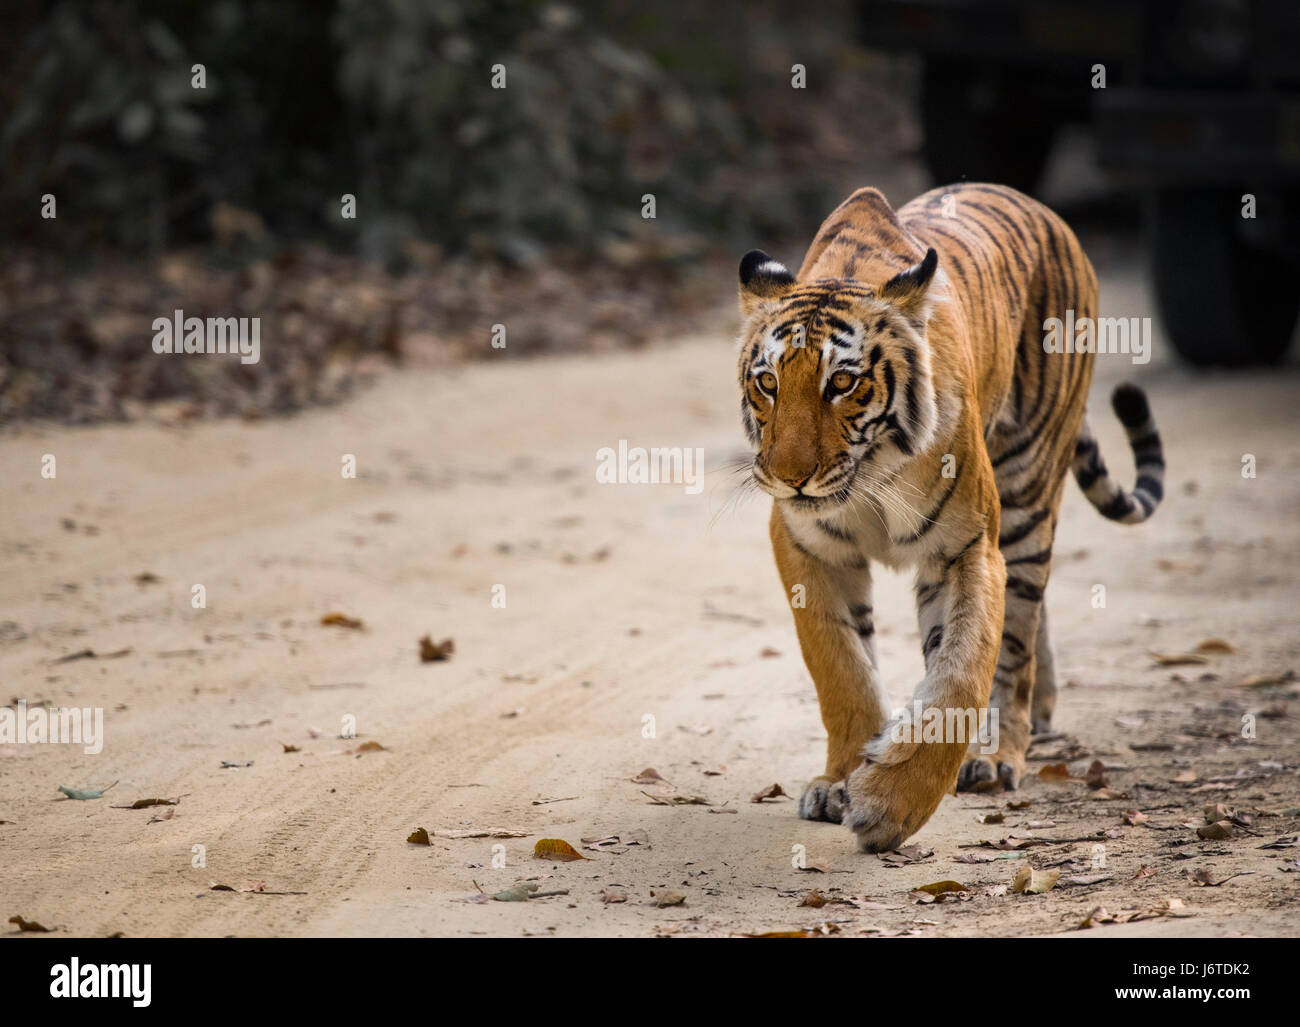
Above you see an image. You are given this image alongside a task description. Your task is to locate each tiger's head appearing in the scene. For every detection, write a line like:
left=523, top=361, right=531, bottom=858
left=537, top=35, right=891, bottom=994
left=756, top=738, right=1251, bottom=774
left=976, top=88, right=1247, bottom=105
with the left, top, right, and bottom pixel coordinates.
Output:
left=736, top=247, right=942, bottom=513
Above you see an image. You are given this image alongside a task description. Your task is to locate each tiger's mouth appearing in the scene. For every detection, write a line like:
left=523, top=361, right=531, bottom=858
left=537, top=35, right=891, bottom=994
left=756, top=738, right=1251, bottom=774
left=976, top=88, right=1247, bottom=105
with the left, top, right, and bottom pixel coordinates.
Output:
left=752, top=457, right=859, bottom=511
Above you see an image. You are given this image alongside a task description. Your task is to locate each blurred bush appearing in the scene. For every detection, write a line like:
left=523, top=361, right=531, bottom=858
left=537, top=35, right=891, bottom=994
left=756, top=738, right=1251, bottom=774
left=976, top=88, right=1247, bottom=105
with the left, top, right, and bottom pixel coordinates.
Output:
left=1, top=0, right=900, bottom=262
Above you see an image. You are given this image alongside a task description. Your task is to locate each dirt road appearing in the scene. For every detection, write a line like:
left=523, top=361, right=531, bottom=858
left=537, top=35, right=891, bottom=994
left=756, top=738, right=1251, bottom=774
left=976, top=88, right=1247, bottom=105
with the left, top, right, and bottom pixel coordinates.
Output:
left=3, top=256, right=1299, bottom=937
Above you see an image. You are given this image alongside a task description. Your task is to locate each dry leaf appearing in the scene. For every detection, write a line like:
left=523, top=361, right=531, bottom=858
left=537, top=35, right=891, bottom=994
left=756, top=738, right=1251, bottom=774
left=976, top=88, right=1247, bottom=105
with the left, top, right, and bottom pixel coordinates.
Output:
left=752, top=783, right=788, bottom=803
left=1188, top=869, right=1253, bottom=887
left=1196, top=639, right=1236, bottom=654
left=9, top=915, right=53, bottom=932
left=435, top=828, right=528, bottom=839
left=281, top=742, right=300, bottom=753
left=407, top=827, right=431, bottom=845
left=1122, top=809, right=1149, bottom=826
left=1196, top=821, right=1235, bottom=840
left=1084, top=760, right=1109, bottom=790
left=1037, top=763, right=1074, bottom=782
left=652, top=892, right=686, bottom=907
left=631, top=768, right=669, bottom=785
left=533, top=838, right=589, bottom=862
left=344, top=740, right=387, bottom=755
left=320, top=612, right=364, bottom=630
left=601, top=887, right=628, bottom=903
left=799, top=889, right=828, bottom=908
left=1011, top=866, right=1060, bottom=894
left=418, top=635, right=454, bottom=662
left=1150, top=651, right=1209, bottom=666
left=977, top=812, right=1005, bottom=825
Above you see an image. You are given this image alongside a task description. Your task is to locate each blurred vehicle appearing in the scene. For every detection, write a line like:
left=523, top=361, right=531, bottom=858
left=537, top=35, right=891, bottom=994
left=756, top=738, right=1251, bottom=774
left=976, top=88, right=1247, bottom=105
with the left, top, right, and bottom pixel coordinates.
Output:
left=857, top=0, right=1300, bottom=366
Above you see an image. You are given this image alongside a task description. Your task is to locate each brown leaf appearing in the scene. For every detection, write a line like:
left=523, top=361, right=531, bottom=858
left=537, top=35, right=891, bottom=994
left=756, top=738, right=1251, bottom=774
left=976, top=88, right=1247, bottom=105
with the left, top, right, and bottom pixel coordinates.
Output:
left=1037, top=762, right=1075, bottom=782
left=758, top=647, right=782, bottom=658
left=1196, top=821, right=1235, bottom=840
left=434, top=828, right=528, bottom=839
left=913, top=880, right=968, bottom=897
left=1133, top=865, right=1158, bottom=880
left=1011, top=866, right=1060, bottom=894
left=418, top=634, right=454, bottom=662
left=751, top=783, right=788, bottom=803
left=1195, top=639, right=1235, bottom=654
left=407, top=827, right=431, bottom=845
left=799, top=889, right=829, bottom=908
left=8, top=915, right=53, bottom=932
left=320, top=612, right=364, bottom=630
left=1187, top=869, right=1253, bottom=887
left=281, top=742, right=301, bottom=753
left=1150, top=651, right=1209, bottom=666
left=631, top=767, right=669, bottom=785
left=1122, top=809, right=1149, bottom=826
left=1084, top=760, right=1109, bottom=790
left=977, top=811, right=1005, bottom=825
left=343, top=740, right=387, bottom=755
left=533, top=838, right=589, bottom=862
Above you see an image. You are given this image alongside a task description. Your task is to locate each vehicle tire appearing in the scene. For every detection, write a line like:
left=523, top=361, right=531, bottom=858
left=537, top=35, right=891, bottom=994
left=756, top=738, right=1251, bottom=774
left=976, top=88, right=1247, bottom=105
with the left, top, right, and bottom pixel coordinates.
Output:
left=1149, top=189, right=1299, bottom=366
left=920, top=59, right=1055, bottom=193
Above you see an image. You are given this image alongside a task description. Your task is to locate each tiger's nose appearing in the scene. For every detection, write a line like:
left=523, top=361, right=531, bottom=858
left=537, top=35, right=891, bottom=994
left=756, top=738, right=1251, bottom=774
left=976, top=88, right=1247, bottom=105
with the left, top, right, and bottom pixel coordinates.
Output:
left=780, top=468, right=816, bottom=489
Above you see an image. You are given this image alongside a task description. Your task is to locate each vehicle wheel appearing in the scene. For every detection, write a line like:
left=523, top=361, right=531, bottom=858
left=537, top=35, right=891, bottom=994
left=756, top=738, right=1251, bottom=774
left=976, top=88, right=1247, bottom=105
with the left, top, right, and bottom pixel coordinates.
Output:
left=1149, top=189, right=1299, bottom=366
left=920, top=60, right=1055, bottom=193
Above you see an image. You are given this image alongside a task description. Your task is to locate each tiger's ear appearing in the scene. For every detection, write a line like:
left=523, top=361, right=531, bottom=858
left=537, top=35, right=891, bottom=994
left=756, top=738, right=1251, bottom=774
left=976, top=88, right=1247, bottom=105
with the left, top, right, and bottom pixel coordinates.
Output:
left=739, top=250, right=794, bottom=317
left=879, top=248, right=938, bottom=321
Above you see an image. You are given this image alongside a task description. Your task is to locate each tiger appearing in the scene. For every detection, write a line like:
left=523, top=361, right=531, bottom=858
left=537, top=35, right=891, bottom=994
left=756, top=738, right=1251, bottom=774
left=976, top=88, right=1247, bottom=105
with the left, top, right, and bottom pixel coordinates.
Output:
left=736, top=182, right=1164, bottom=852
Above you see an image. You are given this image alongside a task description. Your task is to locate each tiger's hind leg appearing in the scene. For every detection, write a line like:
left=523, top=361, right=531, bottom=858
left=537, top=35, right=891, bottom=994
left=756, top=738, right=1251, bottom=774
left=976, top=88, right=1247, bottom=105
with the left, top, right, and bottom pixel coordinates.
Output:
left=1030, top=607, right=1057, bottom=735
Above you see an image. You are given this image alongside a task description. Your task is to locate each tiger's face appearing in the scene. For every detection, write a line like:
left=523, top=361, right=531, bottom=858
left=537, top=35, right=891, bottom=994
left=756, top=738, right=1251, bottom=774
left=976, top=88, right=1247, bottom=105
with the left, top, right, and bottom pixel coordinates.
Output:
left=736, top=248, right=941, bottom=513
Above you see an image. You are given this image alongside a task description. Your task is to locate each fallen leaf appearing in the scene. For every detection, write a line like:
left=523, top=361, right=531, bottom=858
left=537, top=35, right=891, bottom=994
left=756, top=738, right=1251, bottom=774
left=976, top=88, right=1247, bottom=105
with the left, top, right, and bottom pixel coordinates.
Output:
left=1187, top=869, right=1253, bottom=887
left=759, top=647, right=782, bottom=658
left=601, top=887, right=628, bottom=903
left=631, top=768, right=669, bottom=785
left=977, top=812, right=1005, bottom=825
left=147, top=808, right=174, bottom=824
left=58, top=781, right=118, bottom=800
left=1196, top=821, right=1235, bottom=840
left=418, top=635, right=454, bottom=662
left=111, top=797, right=181, bottom=809
left=652, top=892, right=686, bottom=907
left=799, top=889, right=829, bottom=908
left=280, top=742, right=300, bottom=753
left=1011, top=866, right=1060, bottom=894
left=1133, top=865, right=1158, bottom=880
left=9, top=915, right=53, bottom=932
left=1084, top=760, right=1109, bottom=789
left=435, top=828, right=528, bottom=839
left=1037, top=763, right=1075, bottom=783
left=533, top=838, right=589, bottom=862
left=343, top=740, right=387, bottom=755
left=752, top=783, right=788, bottom=803
left=1122, top=809, right=1149, bottom=826
left=407, top=827, right=431, bottom=845
left=320, top=612, right=364, bottom=630
left=1195, top=639, right=1235, bottom=654
left=1151, top=651, right=1210, bottom=666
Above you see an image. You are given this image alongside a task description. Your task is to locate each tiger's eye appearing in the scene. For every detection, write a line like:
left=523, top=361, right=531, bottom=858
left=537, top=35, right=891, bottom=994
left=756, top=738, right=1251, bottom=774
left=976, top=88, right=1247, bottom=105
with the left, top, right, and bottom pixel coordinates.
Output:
left=759, top=371, right=778, bottom=393
left=830, top=370, right=856, bottom=392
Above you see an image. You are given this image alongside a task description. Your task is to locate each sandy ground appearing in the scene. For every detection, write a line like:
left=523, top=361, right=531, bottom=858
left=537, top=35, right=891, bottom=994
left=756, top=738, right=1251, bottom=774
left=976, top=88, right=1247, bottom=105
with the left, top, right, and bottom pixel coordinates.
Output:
left=3, top=251, right=1299, bottom=938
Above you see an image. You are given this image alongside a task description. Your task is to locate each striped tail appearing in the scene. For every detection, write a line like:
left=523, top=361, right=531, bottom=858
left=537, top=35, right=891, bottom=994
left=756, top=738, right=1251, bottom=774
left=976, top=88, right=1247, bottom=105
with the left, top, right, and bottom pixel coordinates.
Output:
left=1072, top=383, right=1164, bottom=524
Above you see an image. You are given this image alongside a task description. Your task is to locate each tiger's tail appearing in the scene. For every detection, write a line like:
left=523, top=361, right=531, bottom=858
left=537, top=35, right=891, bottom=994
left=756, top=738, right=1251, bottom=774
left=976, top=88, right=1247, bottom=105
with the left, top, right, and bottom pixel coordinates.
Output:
left=1072, top=383, right=1164, bottom=524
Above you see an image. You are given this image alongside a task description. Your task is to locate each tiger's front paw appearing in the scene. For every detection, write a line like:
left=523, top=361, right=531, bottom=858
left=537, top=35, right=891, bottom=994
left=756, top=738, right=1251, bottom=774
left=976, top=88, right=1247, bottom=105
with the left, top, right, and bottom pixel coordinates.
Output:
left=798, top=776, right=847, bottom=822
left=842, top=745, right=953, bottom=852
